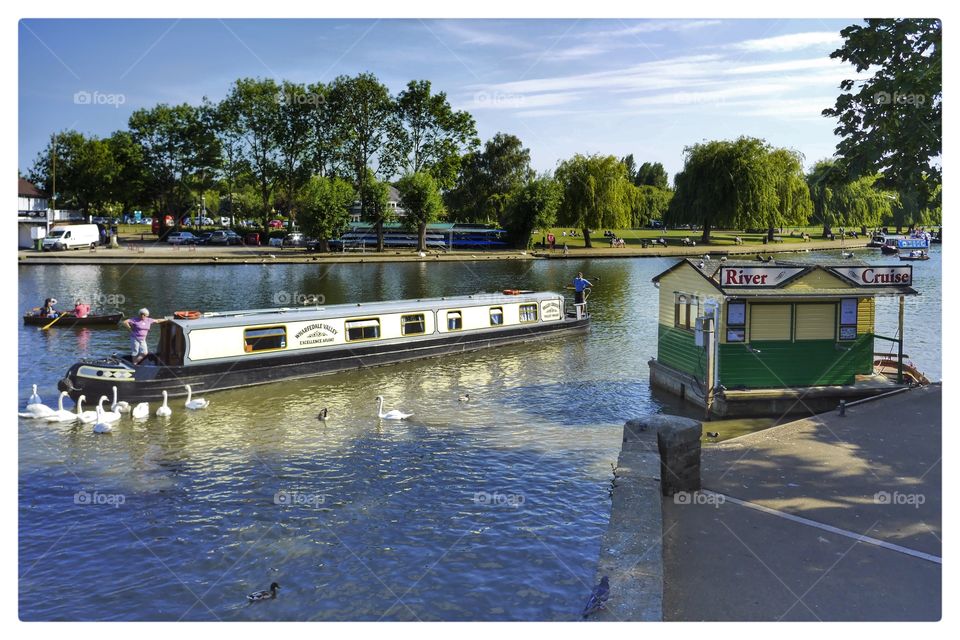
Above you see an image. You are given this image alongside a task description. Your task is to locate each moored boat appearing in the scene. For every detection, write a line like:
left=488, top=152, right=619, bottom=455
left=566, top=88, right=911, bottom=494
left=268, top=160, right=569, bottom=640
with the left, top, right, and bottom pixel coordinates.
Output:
left=899, top=250, right=930, bottom=261
left=881, top=236, right=930, bottom=255
left=23, top=312, right=123, bottom=327
left=58, top=291, right=590, bottom=403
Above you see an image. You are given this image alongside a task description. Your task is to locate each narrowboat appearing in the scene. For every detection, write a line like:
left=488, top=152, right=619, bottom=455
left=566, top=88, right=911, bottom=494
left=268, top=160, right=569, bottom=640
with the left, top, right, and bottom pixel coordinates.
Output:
left=57, top=291, right=589, bottom=403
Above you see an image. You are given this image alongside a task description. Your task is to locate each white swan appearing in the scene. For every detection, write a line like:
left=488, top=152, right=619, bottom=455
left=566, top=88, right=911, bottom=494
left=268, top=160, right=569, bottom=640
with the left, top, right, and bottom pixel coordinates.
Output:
left=131, top=402, right=150, bottom=419
left=156, top=391, right=172, bottom=417
left=97, top=396, right=121, bottom=424
left=93, top=406, right=113, bottom=434
left=76, top=395, right=98, bottom=424
left=20, top=385, right=55, bottom=418
left=184, top=385, right=209, bottom=410
left=458, top=393, right=470, bottom=403
left=45, top=391, right=79, bottom=422
left=376, top=395, right=413, bottom=420
left=111, top=386, right=131, bottom=414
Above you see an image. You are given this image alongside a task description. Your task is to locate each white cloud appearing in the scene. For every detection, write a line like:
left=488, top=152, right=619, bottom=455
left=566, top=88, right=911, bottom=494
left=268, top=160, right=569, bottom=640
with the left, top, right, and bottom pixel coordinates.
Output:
left=578, top=19, right=722, bottom=39
left=731, top=31, right=842, bottom=53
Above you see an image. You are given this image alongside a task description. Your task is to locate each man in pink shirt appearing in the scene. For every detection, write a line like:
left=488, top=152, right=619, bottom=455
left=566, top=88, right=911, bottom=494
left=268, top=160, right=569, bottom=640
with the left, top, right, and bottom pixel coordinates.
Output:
left=73, top=299, right=91, bottom=318
left=123, top=308, right=167, bottom=364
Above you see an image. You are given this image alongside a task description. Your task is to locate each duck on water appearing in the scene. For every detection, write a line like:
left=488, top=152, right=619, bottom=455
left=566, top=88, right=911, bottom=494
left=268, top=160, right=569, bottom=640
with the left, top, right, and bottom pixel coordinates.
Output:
left=58, top=291, right=590, bottom=404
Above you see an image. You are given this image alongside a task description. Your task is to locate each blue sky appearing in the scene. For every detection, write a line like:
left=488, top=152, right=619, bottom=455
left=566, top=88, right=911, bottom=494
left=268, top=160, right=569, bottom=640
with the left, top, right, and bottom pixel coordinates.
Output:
left=19, top=18, right=862, bottom=181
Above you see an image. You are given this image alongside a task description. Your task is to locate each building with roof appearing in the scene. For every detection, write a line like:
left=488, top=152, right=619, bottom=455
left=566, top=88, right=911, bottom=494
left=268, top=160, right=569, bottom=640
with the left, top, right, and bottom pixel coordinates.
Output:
left=649, top=257, right=920, bottom=418
left=348, top=185, right=405, bottom=224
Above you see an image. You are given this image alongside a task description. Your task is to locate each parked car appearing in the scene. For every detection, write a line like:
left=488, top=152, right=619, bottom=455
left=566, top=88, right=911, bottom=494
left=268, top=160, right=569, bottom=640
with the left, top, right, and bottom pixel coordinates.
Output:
left=42, top=224, right=101, bottom=251
left=208, top=230, right=242, bottom=246
left=268, top=219, right=285, bottom=229
left=268, top=237, right=284, bottom=248
left=224, top=230, right=242, bottom=245
left=167, top=231, right=198, bottom=245
left=282, top=232, right=305, bottom=248
left=244, top=232, right=261, bottom=246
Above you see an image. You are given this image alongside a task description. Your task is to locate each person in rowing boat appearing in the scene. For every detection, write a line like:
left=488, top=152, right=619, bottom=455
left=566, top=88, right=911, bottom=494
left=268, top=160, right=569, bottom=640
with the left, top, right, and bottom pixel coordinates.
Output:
left=573, top=272, right=593, bottom=306
left=39, top=298, right=59, bottom=318
left=123, top=308, right=168, bottom=365
left=73, top=299, right=91, bottom=319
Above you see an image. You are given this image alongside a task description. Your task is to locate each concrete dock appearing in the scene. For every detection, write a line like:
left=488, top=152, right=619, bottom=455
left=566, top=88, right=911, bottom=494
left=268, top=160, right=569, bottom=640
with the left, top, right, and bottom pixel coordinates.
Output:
left=663, top=384, right=941, bottom=620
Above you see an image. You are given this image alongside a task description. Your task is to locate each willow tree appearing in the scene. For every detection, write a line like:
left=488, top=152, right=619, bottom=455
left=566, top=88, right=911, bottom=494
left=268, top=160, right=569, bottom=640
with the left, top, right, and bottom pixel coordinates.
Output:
left=807, top=159, right=893, bottom=235
left=767, top=148, right=812, bottom=240
left=667, top=137, right=777, bottom=243
left=625, top=183, right=672, bottom=229
left=554, top=154, right=630, bottom=248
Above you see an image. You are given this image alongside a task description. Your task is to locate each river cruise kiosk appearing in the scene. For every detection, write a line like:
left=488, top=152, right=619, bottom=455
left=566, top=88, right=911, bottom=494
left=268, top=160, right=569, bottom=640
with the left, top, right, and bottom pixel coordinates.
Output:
left=58, top=291, right=589, bottom=403
left=649, top=258, right=920, bottom=418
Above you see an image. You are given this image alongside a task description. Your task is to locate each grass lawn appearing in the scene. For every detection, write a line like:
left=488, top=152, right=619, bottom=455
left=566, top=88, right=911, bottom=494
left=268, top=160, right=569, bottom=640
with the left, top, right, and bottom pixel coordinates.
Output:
left=540, top=226, right=830, bottom=249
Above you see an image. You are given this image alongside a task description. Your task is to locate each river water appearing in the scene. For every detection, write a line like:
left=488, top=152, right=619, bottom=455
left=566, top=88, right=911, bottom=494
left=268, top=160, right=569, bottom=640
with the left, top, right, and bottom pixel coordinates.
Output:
left=17, top=247, right=940, bottom=620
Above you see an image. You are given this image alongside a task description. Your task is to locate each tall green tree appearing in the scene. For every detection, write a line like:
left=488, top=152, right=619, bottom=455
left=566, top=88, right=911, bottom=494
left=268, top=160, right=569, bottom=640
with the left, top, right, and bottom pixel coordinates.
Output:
left=396, top=171, right=445, bottom=252
left=219, top=78, right=283, bottom=231
left=807, top=159, right=893, bottom=235
left=393, top=80, right=478, bottom=190
left=620, top=154, right=638, bottom=183
left=297, top=175, right=355, bottom=252
left=274, top=81, right=319, bottom=225
left=105, top=130, right=147, bottom=215
left=554, top=154, right=631, bottom=248
left=358, top=169, right=393, bottom=252
left=502, top=176, right=561, bottom=249
left=634, top=161, right=669, bottom=190
left=446, top=132, right=534, bottom=224
left=766, top=148, right=812, bottom=240
left=29, top=131, right=117, bottom=213
left=625, top=183, right=672, bottom=229
left=823, top=19, right=941, bottom=220
left=667, top=137, right=778, bottom=243
left=327, top=73, right=400, bottom=250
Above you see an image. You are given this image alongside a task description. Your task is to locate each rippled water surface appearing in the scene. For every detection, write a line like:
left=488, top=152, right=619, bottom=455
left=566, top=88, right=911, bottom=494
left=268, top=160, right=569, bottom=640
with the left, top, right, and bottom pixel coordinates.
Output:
left=18, top=248, right=940, bottom=620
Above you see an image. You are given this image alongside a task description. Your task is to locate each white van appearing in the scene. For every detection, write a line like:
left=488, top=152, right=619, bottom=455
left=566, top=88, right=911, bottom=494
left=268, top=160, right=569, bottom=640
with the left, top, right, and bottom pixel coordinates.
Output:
left=42, top=224, right=101, bottom=251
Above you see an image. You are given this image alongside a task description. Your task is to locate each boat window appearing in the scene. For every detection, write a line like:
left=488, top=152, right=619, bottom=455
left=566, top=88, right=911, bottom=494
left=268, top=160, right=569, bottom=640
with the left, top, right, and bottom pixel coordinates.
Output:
left=519, top=303, right=538, bottom=323
left=489, top=307, right=504, bottom=326
left=345, top=318, right=381, bottom=341
left=447, top=311, right=463, bottom=331
left=401, top=314, right=426, bottom=336
left=244, top=326, right=287, bottom=352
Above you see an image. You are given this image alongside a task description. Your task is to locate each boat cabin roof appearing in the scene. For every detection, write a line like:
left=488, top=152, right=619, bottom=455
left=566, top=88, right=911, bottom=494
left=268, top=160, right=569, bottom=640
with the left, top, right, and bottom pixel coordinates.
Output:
left=165, top=291, right=560, bottom=330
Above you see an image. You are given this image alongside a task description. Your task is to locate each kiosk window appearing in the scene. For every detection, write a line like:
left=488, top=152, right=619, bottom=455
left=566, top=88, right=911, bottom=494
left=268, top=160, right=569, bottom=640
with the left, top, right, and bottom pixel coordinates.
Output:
left=795, top=304, right=836, bottom=340
left=489, top=307, right=504, bottom=326
left=750, top=304, right=792, bottom=341
left=726, top=300, right=746, bottom=342
left=244, top=326, right=286, bottom=352
left=345, top=318, right=381, bottom=341
left=447, top=311, right=463, bottom=331
left=401, top=314, right=426, bottom=336
left=674, top=294, right=698, bottom=331
left=839, top=298, right=858, bottom=341
left=519, top=304, right=538, bottom=323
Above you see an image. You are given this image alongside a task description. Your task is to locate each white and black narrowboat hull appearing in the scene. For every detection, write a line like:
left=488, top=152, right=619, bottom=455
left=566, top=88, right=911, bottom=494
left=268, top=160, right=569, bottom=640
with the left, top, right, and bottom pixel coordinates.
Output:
left=58, top=316, right=590, bottom=403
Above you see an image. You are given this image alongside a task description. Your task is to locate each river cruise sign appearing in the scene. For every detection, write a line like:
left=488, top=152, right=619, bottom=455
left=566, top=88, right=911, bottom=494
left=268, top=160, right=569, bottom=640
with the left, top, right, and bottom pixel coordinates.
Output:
left=830, top=265, right=913, bottom=287
left=718, top=265, right=807, bottom=287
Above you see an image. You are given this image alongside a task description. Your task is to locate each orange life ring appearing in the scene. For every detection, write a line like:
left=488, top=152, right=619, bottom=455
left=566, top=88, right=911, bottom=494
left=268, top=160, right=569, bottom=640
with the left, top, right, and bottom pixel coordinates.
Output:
left=502, top=289, right=520, bottom=295
left=174, top=310, right=201, bottom=320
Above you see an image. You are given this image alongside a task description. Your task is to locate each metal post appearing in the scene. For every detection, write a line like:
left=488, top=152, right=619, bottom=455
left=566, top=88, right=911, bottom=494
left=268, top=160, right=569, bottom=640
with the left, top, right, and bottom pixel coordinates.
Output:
left=897, top=295, right=905, bottom=384
left=704, top=316, right=716, bottom=420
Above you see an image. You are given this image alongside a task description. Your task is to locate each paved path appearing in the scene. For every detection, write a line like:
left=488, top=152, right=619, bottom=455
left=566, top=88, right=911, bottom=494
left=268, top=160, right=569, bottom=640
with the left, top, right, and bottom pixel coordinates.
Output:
left=663, top=385, right=941, bottom=621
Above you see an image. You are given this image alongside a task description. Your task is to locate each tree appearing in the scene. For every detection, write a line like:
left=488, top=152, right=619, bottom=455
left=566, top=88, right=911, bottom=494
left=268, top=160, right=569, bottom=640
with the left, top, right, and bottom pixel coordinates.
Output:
left=29, top=131, right=118, bottom=212
left=274, top=81, right=319, bottom=225
left=219, top=78, right=283, bottom=231
left=625, top=183, right=672, bottom=229
left=394, top=80, right=478, bottom=190
left=396, top=171, right=445, bottom=252
left=554, top=154, right=631, bottom=248
left=358, top=169, right=393, bottom=252
left=502, top=176, right=561, bottom=249
left=807, top=159, right=893, bottom=235
left=327, top=73, right=400, bottom=249
left=620, top=154, right=638, bottom=183
left=823, top=19, right=941, bottom=219
left=297, top=175, right=355, bottom=252
left=766, top=148, right=812, bottom=240
left=105, top=130, right=148, bottom=215
left=667, top=137, right=778, bottom=243
left=446, top=133, right=534, bottom=223
left=634, top=161, right=669, bottom=190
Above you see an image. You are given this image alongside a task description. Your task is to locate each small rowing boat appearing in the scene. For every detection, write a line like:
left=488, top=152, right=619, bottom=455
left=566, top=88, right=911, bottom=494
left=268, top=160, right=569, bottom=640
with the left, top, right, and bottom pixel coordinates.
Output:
left=898, top=251, right=930, bottom=262
left=22, top=312, right=123, bottom=327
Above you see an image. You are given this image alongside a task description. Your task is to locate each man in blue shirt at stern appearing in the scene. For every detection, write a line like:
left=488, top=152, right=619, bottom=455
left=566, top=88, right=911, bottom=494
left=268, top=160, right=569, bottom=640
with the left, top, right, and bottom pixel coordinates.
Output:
left=573, top=272, right=592, bottom=305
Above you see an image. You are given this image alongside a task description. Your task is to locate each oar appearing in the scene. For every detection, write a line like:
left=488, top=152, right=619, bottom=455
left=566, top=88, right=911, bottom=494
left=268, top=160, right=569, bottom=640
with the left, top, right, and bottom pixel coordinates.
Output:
left=39, top=312, right=71, bottom=331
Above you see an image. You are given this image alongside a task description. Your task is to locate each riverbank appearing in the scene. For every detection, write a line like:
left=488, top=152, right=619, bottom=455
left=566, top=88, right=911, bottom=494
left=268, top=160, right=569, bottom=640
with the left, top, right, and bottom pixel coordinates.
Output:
left=662, top=384, right=941, bottom=621
left=17, top=237, right=870, bottom=265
